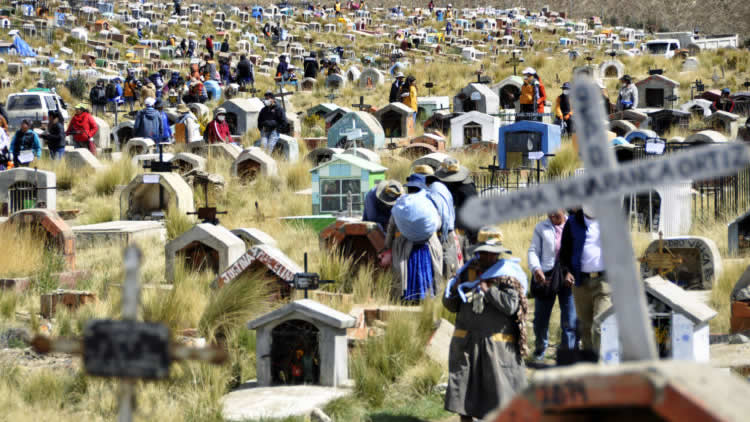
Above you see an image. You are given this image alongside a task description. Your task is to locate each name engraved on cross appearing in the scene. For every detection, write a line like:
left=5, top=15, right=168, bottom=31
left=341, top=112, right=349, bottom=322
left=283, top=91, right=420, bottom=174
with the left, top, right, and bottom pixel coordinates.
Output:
left=460, top=76, right=750, bottom=361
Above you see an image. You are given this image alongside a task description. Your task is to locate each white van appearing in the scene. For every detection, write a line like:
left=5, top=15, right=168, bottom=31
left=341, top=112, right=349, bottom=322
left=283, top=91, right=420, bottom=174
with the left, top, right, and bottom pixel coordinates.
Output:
left=6, top=89, right=70, bottom=130
left=644, top=39, right=680, bottom=58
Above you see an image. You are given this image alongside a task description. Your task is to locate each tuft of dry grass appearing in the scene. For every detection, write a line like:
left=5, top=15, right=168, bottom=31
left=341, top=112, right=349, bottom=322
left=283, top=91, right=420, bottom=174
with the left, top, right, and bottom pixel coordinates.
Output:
left=0, top=225, right=47, bottom=278
left=92, top=158, right=136, bottom=196
left=710, top=259, right=750, bottom=333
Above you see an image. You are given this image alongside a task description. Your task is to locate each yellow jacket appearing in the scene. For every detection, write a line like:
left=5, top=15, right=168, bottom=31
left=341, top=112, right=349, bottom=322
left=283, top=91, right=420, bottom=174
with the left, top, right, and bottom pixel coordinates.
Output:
left=402, top=85, right=417, bottom=111
left=520, top=83, right=535, bottom=105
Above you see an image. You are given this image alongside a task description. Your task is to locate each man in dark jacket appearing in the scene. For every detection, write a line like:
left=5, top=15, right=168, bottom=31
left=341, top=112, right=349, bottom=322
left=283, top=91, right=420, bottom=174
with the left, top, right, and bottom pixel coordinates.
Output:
left=133, top=97, right=164, bottom=141
left=40, top=111, right=66, bottom=159
left=389, top=72, right=405, bottom=103
left=236, top=55, right=254, bottom=88
left=258, top=91, right=287, bottom=153
left=303, top=52, right=319, bottom=79
left=205, top=35, right=214, bottom=59
left=276, top=55, right=289, bottom=80
left=89, top=80, right=108, bottom=116
left=434, top=157, right=479, bottom=245
left=362, top=179, right=403, bottom=229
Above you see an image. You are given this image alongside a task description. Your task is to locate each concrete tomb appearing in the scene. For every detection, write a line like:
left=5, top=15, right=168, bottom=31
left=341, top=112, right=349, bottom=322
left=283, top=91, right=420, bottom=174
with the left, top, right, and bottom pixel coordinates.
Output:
left=0, top=168, right=56, bottom=216
left=497, top=120, right=561, bottom=169
left=327, top=111, right=385, bottom=149
left=119, top=173, right=195, bottom=220
left=680, top=99, right=713, bottom=118
left=248, top=299, right=356, bottom=387
left=301, top=77, right=316, bottom=91
left=728, top=209, right=750, bottom=256
left=171, top=152, right=207, bottom=176
left=358, top=68, right=384, bottom=88
left=374, top=102, right=415, bottom=139
left=343, top=147, right=381, bottom=164
left=64, top=148, right=103, bottom=171
left=272, top=134, right=300, bottom=161
left=624, top=183, right=692, bottom=237
left=310, top=154, right=386, bottom=215
left=609, top=119, right=637, bottom=137
left=123, top=137, right=155, bottom=156
left=72, top=220, right=166, bottom=249
left=491, top=76, right=523, bottom=110
left=683, top=130, right=727, bottom=144
left=319, top=219, right=385, bottom=266
left=325, top=73, right=346, bottom=90
left=412, top=152, right=452, bottom=172
left=231, top=228, right=278, bottom=248
left=219, top=97, right=264, bottom=135
left=450, top=111, right=501, bottom=148
left=92, top=116, right=111, bottom=151
left=6, top=208, right=75, bottom=269
left=599, top=60, right=625, bottom=80
left=636, top=74, right=680, bottom=109
left=402, top=132, right=446, bottom=157
left=165, top=223, right=245, bottom=282
left=453, top=83, right=499, bottom=114
left=215, top=244, right=303, bottom=297
left=647, top=109, right=690, bottom=136
left=417, top=96, right=450, bottom=120
left=306, top=147, right=344, bottom=166
left=730, top=266, right=750, bottom=333
left=231, top=147, right=278, bottom=182
left=596, top=276, right=716, bottom=364
left=705, top=110, right=740, bottom=139
left=609, top=109, right=649, bottom=128
left=640, top=236, right=722, bottom=290
left=190, top=142, right=243, bottom=162
left=113, top=121, right=135, bottom=149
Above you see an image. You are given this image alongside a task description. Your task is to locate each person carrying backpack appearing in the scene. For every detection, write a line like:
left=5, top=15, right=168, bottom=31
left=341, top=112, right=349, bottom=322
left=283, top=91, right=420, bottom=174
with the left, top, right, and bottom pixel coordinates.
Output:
left=133, top=97, right=164, bottom=141
left=106, top=78, right=124, bottom=112
left=90, top=80, right=108, bottom=116
left=124, top=72, right=139, bottom=113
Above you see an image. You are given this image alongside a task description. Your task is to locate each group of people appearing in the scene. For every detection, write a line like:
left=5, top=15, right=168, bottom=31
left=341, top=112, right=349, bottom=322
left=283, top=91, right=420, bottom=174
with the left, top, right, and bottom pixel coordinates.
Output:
left=360, top=156, right=610, bottom=421
left=388, top=72, right=419, bottom=118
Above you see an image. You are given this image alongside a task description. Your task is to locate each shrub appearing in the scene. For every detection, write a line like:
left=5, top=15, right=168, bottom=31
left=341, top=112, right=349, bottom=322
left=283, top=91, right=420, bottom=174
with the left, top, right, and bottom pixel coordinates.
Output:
left=64, top=73, right=88, bottom=99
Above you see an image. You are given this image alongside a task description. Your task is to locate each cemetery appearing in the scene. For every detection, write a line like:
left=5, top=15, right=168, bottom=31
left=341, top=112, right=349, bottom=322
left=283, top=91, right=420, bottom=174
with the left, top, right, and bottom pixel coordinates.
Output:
left=1, top=3, right=750, bottom=422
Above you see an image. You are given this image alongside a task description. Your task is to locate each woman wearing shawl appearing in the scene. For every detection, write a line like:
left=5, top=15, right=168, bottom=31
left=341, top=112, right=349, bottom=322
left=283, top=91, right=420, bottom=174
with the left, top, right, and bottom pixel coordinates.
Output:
left=443, top=227, right=528, bottom=421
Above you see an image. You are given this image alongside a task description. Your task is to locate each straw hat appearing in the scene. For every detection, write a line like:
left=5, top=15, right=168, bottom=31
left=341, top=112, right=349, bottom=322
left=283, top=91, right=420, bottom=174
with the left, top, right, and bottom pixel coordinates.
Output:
left=375, top=180, right=404, bottom=206
left=434, top=157, right=469, bottom=183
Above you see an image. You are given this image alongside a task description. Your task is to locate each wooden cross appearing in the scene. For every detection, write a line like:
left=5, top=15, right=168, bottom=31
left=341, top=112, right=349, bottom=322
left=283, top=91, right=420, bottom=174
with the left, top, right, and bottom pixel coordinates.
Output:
left=30, top=246, right=227, bottom=422
left=351, top=95, right=371, bottom=111
left=459, top=77, right=750, bottom=361
left=274, top=85, right=294, bottom=112
left=505, top=51, right=524, bottom=76
left=638, top=232, right=683, bottom=277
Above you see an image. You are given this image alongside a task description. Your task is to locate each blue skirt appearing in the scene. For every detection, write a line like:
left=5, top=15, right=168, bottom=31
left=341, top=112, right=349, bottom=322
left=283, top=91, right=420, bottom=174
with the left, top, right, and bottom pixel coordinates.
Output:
left=404, top=243, right=435, bottom=301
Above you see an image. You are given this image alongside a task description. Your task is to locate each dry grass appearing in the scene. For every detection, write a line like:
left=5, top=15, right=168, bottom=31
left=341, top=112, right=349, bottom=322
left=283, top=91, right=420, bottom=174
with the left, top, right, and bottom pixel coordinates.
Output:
left=0, top=225, right=47, bottom=278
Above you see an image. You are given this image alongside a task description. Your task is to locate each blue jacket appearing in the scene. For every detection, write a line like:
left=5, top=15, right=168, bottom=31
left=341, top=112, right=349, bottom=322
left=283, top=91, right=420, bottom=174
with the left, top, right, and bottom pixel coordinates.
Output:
left=362, top=187, right=391, bottom=230
left=133, top=107, right=164, bottom=141
left=559, top=210, right=590, bottom=286
left=159, top=111, right=172, bottom=143
left=10, top=129, right=42, bottom=163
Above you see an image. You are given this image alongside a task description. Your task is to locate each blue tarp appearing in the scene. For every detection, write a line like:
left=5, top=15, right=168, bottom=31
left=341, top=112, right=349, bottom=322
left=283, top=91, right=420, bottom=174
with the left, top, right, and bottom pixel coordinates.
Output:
left=13, top=36, right=37, bottom=57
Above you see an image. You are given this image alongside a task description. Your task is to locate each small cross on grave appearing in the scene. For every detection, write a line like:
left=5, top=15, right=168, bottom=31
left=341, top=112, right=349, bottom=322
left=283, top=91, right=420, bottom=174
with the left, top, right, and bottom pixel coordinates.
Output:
left=424, top=81, right=435, bottom=96
left=293, top=252, right=335, bottom=299
left=186, top=180, right=227, bottom=225
left=505, top=51, right=524, bottom=76
left=30, top=246, right=227, bottom=422
left=690, top=79, right=705, bottom=100
left=246, top=82, right=260, bottom=97
left=638, top=232, right=683, bottom=277
left=252, top=201, right=265, bottom=222
left=274, top=85, right=294, bottom=112
left=351, top=96, right=371, bottom=111
left=341, top=119, right=364, bottom=150
left=479, top=156, right=503, bottom=187
left=142, top=142, right=173, bottom=173
left=459, top=76, right=750, bottom=361
left=608, top=50, right=617, bottom=59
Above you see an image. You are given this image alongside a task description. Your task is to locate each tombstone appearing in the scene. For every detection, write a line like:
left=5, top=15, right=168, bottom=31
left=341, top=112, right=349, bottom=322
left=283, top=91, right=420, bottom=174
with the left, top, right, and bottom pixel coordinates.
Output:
left=40, top=289, right=96, bottom=318
left=374, top=102, right=415, bottom=139
left=231, top=228, right=278, bottom=248
left=0, top=168, right=56, bottom=216
left=165, top=223, right=245, bottom=282
left=636, top=74, right=680, bottom=109
left=219, top=97, right=264, bottom=135
left=171, top=152, right=206, bottom=176
left=310, top=154, right=386, bottom=215
left=624, top=183, right=692, bottom=236
left=731, top=92, right=750, bottom=117
left=491, top=75, right=524, bottom=110
left=65, top=148, right=103, bottom=171
left=424, top=110, right=458, bottom=136
left=248, top=299, right=356, bottom=387
left=92, top=116, right=111, bottom=150
left=325, top=73, right=346, bottom=90
left=6, top=209, right=75, bottom=269
left=123, top=137, right=155, bottom=157
left=403, top=132, right=446, bottom=157
left=681, top=57, right=699, bottom=72
left=324, top=107, right=352, bottom=130
left=609, top=109, right=649, bottom=128
left=731, top=266, right=750, bottom=332
left=453, top=83, right=500, bottom=114
left=308, top=103, right=341, bottom=119
left=358, top=68, right=385, bottom=89
left=230, top=147, right=278, bottom=182
left=327, top=112, right=385, bottom=149
left=705, top=111, right=740, bottom=139
left=412, top=152, right=452, bottom=172
left=72, top=220, right=166, bottom=249
left=191, top=142, right=242, bottom=163
left=684, top=130, right=728, bottom=144
left=113, top=121, right=135, bottom=149
left=449, top=111, right=501, bottom=149
left=728, top=210, right=750, bottom=256
left=598, top=59, right=625, bottom=79
left=119, top=173, right=195, bottom=220
left=215, top=244, right=303, bottom=297
left=496, top=120, right=561, bottom=169
left=346, top=66, right=361, bottom=82
left=640, top=236, right=722, bottom=290
left=272, top=134, right=300, bottom=161
left=301, top=77, right=316, bottom=91
left=282, top=111, right=302, bottom=138
left=609, top=119, right=637, bottom=137
left=417, top=96, right=450, bottom=120
left=679, top=99, right=713, bottom=118
left=647, top=109, right=690, bottom=136
left=625, top=129, right=659, bottom=146
left=596, top=275, right=716, bottom=364
left=306, top=147, right=344, bottom=166
left=7, top=62, right=23, bottom=76
left=319, top=219, right=385, bottom=265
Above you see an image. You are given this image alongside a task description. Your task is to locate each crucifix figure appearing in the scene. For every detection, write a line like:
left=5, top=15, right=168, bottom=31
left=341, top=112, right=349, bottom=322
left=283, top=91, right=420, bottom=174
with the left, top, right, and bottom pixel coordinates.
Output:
left=460, top=76, right=750, bottom=361
left=30, top=246, right=227, bottom=422
left=351, top=95, right=371, bottom=112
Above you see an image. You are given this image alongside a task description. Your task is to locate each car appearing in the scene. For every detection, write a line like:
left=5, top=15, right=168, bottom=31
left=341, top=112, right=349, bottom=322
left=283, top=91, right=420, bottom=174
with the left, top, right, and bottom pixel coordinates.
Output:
left=5, top=88, right=70, bottom=130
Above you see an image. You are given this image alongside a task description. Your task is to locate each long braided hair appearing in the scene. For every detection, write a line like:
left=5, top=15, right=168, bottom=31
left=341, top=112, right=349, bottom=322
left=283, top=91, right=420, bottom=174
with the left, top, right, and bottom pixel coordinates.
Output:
left=492, top=275, right=529, bottom=361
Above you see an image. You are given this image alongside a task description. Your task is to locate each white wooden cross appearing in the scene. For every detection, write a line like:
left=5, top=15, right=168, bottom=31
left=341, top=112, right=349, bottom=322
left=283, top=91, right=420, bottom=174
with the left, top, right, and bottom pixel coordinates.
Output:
left=460, top=77, right=750, bottom=361
left=31, top=246, right=228, bottom=422
left=341, top=119, right=364, bottom=152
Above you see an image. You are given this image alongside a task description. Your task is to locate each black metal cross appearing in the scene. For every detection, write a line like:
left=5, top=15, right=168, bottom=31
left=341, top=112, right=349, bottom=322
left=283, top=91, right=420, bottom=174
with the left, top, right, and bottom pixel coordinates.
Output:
left=479, top=156, right=502, bottom=187
left=506, top=51, right=524, bottom=76
left=690, top=79, right=705, bottom=100
left=424, top=81, right=435, bottom=96
left=275, top=85, right=294, bottom=112
left=142, top=142, right=173, bottom=173
left=293, top=252, right=335, bottom=299
left=351, top=96, right=371, bottom=111
left=186, top=177, right=227, bottom=225
left=665, top=94, right=679, bottom=109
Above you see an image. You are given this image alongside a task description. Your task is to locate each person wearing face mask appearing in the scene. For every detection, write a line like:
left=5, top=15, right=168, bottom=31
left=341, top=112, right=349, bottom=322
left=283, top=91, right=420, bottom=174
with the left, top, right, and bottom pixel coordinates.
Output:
left=204, top=108, right=232, bottom=144
left=616, top=75, right=638, bottom=111
left=257, top=91, right=288, bottom=153
left=519, top=67, right=541, bottom=121
left=554, top=82, right=574, bottom=135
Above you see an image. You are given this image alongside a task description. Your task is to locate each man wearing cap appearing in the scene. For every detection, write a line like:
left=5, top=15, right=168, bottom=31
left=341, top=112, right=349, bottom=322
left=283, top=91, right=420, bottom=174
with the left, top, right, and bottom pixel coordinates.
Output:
left=712, top=88, right=735, bottom=113
left=362, top=179, right=403, bottom=230
left=133, top=97, right=164, bottom=142
left=384, top=173, right=444, bottom=301
left=444, top=227, right=528, bottom=421
left=434, top=157, right=479, bottom=246
left=258, top=91, right=288, bottom=153
left=616, top=75, right=638, bottom=111
left=66, top=104, right=99, bottom=155
left=389, top=72, right=405, bottom=103
left=554, top=82, right=574, bottom=134
left=559, top=206, right=610, bottom=362
left=204, top=108, right=232, bottom=144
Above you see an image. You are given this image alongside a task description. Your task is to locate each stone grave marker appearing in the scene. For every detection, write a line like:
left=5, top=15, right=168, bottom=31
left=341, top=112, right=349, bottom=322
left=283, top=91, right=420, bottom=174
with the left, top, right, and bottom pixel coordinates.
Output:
left=375, top=102, right=415, bottom=139
left=0, top=167, right=56, bottom=216
left=231, top=147, right=278, bottom=182
left=319, top=219, right=386, bottom=266
left=640, top=236, right=722, bottom=290
left=6, top=208, right=76, bottom=269
left=123, top=137, right=155, bottom=157
left=306, top=147, right=344, bottom=166
left=219, top=97, right=264, bottom=135
left=327, top=112, right=385, bottom=149
left=190, top=142, right=242, bottom=163
left=636, top=74, right=680, bottom=109
left=453, top=83, right=499, bottom=114
left=171, top=152, right=207, bottom=176
left=119, top=173, right=195, bottom=220
left=705, top=110, right=740, bottom=139
left=40, top=289, right=96, bottom=318
left=358, top=68, right=384, bottom=88
left=497, top=120, right=561, bottom=169
left=65, top=148, right=103, bottom=171
left=165, top=223, right=245, bottom=282
left=72, top=220, right=166, bottom=249
left=231, top=228, right=278, bottom=248
left=450, top=111, right=501, bottom=147
left=460, top=76, right=750, bottom=361
left=214, top=244, right=304, bottom=297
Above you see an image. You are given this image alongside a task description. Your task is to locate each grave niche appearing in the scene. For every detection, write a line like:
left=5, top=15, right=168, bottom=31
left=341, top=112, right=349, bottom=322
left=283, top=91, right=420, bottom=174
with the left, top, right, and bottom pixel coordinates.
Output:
left=728, top=209, right=750, bottom=256
left=319, top=220, right=386, bottom=266
left=165, top=223, right=245, bottom=282
left=497, top=120, right=561, bottom=169
left=113, top=121, right=135, bottom=149
left=119, top=173, right=195, bottom=221
left=374, top=103, right=414, bottom=139
left=0, top=168, right=56, bottom=216
left=492, top=76, right=523, bottom=110
left=640, top=236, right=722, bottom=290
left=230, top=147, right=278, bottom=182
left=6, top=208, right=76, bottom=269
left=305, top=147, right=344, bottom=166
left=271, top=319, right=321, bottom=384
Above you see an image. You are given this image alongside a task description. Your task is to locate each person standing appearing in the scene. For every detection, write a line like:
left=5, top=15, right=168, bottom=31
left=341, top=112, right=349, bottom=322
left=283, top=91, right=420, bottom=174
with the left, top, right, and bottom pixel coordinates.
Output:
left=362, top=179, right=404, bottom=230
left=154, top=99, right=172, bottom=144
left=89, top=80, right=107, bottom=116
left=204, top=108, right=232, bottom=144
left=220, top=35, right=230, bottom=53
left=133, top=97, right=164, bottom=142
left=519, top=67, right=539, bottom=119
left=303, top=52, right=319, bottom=79
left=616, top=75, right=638, bottom=111
left=554, top=82, right=574, bottom=134
left=236, top=55, right=255, bottom=89
left=205, top=35, right=214, bottom=59
left=389, top=72, right=405, bottom=103
left=258, top=91, right=287, bottom=153
left=712, top=88, right=736, bottom=113
left=400, top=75, right=418, bottom=124
left=559, top=206, right=610, bottom=362
left=123, top=72, right=139, bottom=113
left=425, top=168, right=463, bottom=278
left=10, top=120, right=42, bottom=167
left=175, top=104, right=202, bottom=143
left=433, top=157, right=479, bottom=247
left=444, top=227, right=528, bottom=422
left=276, top=55, right=289, bottom=80
left=528, top=209, right=577, bottom=362
left=41, top=111, right=66, bottom=159
left=533, top=72, right=547, bottom=121
left=66, top=104, right=98, bottom=155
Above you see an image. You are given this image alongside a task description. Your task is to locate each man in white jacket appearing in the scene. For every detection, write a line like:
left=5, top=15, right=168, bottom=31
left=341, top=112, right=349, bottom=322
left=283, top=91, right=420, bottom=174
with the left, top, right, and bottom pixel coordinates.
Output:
left=527, top=209, right=577, bottom=361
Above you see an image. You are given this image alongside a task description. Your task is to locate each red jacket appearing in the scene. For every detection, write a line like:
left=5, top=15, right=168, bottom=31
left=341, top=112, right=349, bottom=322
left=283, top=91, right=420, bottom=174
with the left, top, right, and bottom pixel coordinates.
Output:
left=206, top=38, right=213, bottom=50
left=204, top=119, right=232, bottom=143
left=66, top=112, right=98, bottom=143
left=536, top=80, right=547, bottom=114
